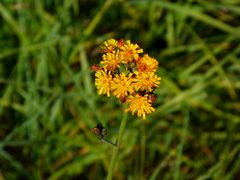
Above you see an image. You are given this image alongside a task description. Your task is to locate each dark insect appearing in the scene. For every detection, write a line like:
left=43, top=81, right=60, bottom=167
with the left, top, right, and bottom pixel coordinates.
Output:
left=92, top=123, right=107, bottom=140
left=92, top=123, right=116, bottom=147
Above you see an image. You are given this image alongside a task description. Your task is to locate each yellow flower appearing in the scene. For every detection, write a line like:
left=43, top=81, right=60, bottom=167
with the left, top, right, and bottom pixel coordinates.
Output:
left=95, top=69, right=112, bottom=97
left=125, top=94, right=155, bottom=119
left=101, top=50, right=122, bottom=71
left=100, top=39, right=118, bottom=53
left=136, top=54, right=159, bottom=72
left=94, top=39, right=162, bottom=120
left=111, top=73, right=135, bottom=98
left=134, top=72, right=161, bottom=92
left=120, top=40, right=143, bottom=63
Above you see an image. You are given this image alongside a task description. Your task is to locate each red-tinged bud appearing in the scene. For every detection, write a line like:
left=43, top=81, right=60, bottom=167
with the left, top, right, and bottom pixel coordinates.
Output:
left=149, top=94, right=157, bottom=103
left=120, top=96, right=127, bottom=103
left=90, top=64, right=101, bottom=71
left=138, top=91, right=146, bottom=96
left=118, top=39, right=124, bottom=47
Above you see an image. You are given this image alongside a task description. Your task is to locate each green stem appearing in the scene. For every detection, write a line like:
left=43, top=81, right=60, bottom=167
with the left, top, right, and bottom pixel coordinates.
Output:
left=107, top=110, right=128, bottom=180
left=140, top=121, right=146, bottom=180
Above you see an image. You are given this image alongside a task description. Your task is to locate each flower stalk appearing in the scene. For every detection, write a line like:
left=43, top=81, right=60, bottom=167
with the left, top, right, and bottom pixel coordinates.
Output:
left=107, top=107, right=128, bottom=180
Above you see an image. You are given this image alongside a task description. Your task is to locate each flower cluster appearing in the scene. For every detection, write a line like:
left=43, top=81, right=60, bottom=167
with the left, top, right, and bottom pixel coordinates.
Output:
left=92, top=39, right=161, bottom=119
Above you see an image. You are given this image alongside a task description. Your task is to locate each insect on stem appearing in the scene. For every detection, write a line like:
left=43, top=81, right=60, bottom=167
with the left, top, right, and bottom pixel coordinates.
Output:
left=92, top=123, right=117, bottom=147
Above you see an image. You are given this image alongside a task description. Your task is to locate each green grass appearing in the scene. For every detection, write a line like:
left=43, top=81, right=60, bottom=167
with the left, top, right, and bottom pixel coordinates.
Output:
left=0, top=0, right=240, bottom=179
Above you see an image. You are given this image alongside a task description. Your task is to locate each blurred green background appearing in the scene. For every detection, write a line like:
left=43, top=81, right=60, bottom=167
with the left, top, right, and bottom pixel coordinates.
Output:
left=0, top=0, right=240, bottom=179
